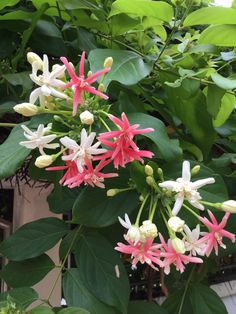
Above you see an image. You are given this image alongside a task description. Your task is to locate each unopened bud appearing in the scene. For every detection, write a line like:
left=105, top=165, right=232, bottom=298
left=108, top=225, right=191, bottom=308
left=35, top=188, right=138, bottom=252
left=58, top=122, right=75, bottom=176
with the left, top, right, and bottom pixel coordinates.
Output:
left=127, top=226, right=141, bottom=244
left=140, top=220, right=158, bottom=239
left=98, top=83, right=105, bottom=92
left=221, top=200, right=236, bottom=213
left=139, top=195, right=144, bottom=202
left=35, top=155, right=54, bottom=168
left=87, top=70, right=92, bottom=77
left=168, top=216, right=185, bottom=232
left=52, top=64, right=65, bottom=78
left=107, top=189, right=119, bottom=197
left=157, top=168, right=164, bottom=180
left=104, top=57, right=113, bottom=68
left=27, top=52, right=43, bottom=68
left=191, top=165, right=200, bottom=176
left=172, top=237, right=186, bottom=254
left=14, top=103, right=39, bottom=116
left=145, top=165, right=153, bottom=176
left=146, top=176, right=155, bottom=186
left=80, top=110, right=94, bottom=125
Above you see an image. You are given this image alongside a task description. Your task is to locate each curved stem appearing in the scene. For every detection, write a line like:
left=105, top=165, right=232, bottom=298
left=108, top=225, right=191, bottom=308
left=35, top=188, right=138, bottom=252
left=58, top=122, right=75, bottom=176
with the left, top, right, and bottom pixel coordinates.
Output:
left=99, top=116, right=111, bottom=131
left=135, top=193, right=150, bottom=226
left=178, top=266, right=195, bottom=314
left=182, top=203, right=199, bottom=219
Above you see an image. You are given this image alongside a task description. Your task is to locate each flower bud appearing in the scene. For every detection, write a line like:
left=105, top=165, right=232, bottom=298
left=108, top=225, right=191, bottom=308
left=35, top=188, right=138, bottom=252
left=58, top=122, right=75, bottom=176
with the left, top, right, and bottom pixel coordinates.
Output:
left=79, top=110, right=94, bottom=125
left=107, top=189, right=119, bottom=197
left=35, top=155, right=54, bottom=168
left=98, top=83, right=105, bottom=92
left=13, top=103, right=39, bottom=117
left=52, top=64, right=65, bottom=78
left=104, top=57, right=113, bottom=68
left=145, top=165, right=153, bottom=176
left=27, top=52, right=43, bottom=68
left=168, top=216, right=185, bottom=232
left=140, top=220, right=158, bottom=239
left=221, top=200, right=236, bottom=213
left=87, top=70, right=93, bottom=77
left=191, top=165, right=200, bottom=176
left=146, top=176, right=155, bottom=186
left=127, top=226, right=141, bottom=244
left=157, top=168, right=164, bottom=180
left=139, top=195, right=144, bottom=202
left=172, top=237, right=186, bottom=254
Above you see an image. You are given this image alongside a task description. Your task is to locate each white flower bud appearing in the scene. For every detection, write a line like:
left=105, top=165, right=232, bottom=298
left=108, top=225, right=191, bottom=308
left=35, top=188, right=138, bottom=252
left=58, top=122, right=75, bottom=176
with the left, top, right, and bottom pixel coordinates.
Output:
left=221, top=200, right=236, bottom=213
left=79, top=110, right=94, bottom=125
left=13, top=103, right=39, bottom=117
left=107, top=189, right=119, bottom=197
left=145, top=165, right=153, bottom=176
left=104, top=57, right=113, bottom=68
left=27, top=52, right=43, bottom=68
left=172, top=237, right=186, bottom=254
left=127, top=226, right=142, bottom=244
left=52, top=64, right=65, bottom=78
left=168, top=216, right=185, bottom=233
left=139, top=220, right=158, bottom=239
left=35, top=155, right=54, bottom=168
left=146, top=176, right=155, bottom=186
left=191, top=165, right=200, bottom=176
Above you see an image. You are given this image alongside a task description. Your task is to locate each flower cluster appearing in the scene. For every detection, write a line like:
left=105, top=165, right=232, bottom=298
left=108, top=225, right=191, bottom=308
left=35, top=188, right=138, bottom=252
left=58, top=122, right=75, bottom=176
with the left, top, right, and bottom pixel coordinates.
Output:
left=115, top=161, right=236, bottom=274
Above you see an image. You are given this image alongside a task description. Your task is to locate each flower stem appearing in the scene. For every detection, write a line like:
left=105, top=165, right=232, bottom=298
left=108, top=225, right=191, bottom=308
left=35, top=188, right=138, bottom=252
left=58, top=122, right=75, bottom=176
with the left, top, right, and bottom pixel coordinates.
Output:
left=149, top=197, right=158, bottom=221
left=182, top=203, right=199, bottom=219
left=99, top=116, right=111, bottom=131
left=135, top=193, right=150, bottom=226
left=0, top=123, right=17, bottom=127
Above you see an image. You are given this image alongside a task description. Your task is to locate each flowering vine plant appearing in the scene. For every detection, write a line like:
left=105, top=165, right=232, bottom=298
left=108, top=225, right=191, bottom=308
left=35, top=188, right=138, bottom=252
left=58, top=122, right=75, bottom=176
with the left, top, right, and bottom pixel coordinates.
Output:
left=1, top=1, right=236, bottom=314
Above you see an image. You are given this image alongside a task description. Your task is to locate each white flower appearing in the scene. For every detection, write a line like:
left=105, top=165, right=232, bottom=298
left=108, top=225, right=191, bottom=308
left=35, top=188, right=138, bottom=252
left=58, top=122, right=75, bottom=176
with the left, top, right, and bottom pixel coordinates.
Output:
left=118, top=214, right=141, bottom=244
left=13, top=103, right=39, bottom=117
left=168, top=216, right=185, bottom=233
left=80, top=110, right=94, bottom=125
left=60, top=129, right=106, bottom=172
left=183, top=225, right=206, bottom=256
left=159, top=161, right=215, bottom=215
left=29, top=54, right=67, bottom=106
left=139, top=220, right=158, bottom=239
left=35, top=155, right=54, bottom=168
left=172, top=237, right=186, bottom=254
left=20, top=123, right=59, bottom=155
left=221, top=200, right=236, bottom=213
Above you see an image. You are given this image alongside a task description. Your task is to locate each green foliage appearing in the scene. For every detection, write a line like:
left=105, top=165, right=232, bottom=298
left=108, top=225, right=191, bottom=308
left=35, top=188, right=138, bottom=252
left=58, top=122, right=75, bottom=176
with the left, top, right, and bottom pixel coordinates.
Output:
left=128, top=301, right=168, bottom=314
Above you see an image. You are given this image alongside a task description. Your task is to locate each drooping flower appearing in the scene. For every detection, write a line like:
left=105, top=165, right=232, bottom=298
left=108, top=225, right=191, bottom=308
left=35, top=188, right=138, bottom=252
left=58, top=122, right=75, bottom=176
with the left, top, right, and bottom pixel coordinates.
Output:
left=29, top=54, right=67, bottom=106
left=183, top=225, right=206, bottom=256
left=115, top=237, right=163, bottom=270
left=60, top=129, right=107, bottom=172
left=159, top=161, right=215, bottom=215
left=118, top=214, right=142, bottom=244
left=168, top=216, right=185, bottom=233
left=197, top=211, right=235, bottom=256
left=159, top=234, right=203, bottom=274
left=63, top=158, right=118, bottom=189
left=20, top=123, right=59, bottom=155
left=139, top=220, right=158, bottom=239
left=97, top=112, right=154, bottom=168
left=60, top=52, right=110, bottom=116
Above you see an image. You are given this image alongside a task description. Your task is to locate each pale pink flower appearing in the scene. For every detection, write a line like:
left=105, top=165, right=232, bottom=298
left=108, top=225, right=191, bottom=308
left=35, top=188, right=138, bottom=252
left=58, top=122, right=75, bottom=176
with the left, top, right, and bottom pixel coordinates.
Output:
left=60, top=52, right=110, bottom=116
left=97, top=112, right=154, bottom=168
left=115, top=237, right=163, bottom=270
left=159, top=234, right=203, bottom=274
left=63, top=158, right=118, bottom=189
left=197, top=211, right=235, bottom=256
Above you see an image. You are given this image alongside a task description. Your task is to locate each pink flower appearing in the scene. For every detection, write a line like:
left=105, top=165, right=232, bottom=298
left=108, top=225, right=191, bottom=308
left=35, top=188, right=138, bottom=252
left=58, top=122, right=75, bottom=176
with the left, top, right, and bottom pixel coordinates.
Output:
left=63, top=158, right=118, bottom=188
left=97, top=112, right=154, bottom=168
left=47, top=151, right=79, bottom=185
left=159, top=234, right=203, bottom=274
left=60, top=52, right=110, bottom=116
left=115, top=236, right=163, bottom=270
left=197, top=211, right=235, bottom=256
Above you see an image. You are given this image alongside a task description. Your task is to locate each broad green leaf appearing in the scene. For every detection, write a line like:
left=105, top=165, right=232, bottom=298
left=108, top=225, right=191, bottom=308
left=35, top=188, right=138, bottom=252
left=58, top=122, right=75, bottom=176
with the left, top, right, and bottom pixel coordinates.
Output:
left=199, top=25, right=236, bottom=46
left=47, top=185, right=78, bottom=214
left=58, top=308, right=90, bottom=314
left=0, top=254, right=54, bottom=287
left=0, top=101, right=15, bottom=117
left=0, top=218, right=69, bottom=261
left=31, top=0, right=69, bottom=20
left=72, top=187, right=139, bottom=227
left=30, top=306, right=55, bottom=314
left=213, top=93, right=235, bottom=127
left=162, top=287, right=192, bottom=314
left=74, top=233, right=129, bottom=313
left=0, top=125, right=30, bottom=180
left=0, top=11, right=34, bottom=20
left=211, top=72, right=236, bottom=90
left=0, top=0, right=20, bottom=10
left=88, top=49, right=152, bottom=87
left=109, top=0, right=174, bottom=22
left=0, top=287, right=38, bottom=309
left=63, top=269, right=116, bottom=314
left=3, top=72, right=32, bottom=90
left=128, top=301, right=168, bottom=314
left=206, top=85, right=225, bottom=118
left=127, top=113, right=182, bottom=161
left=190, top=284, right=227, bottom=314
left=58, top=0, right=100, bottom=10
left=111, top=14, right=140, bottom=36
left=184, top=7, right=236, bottom=26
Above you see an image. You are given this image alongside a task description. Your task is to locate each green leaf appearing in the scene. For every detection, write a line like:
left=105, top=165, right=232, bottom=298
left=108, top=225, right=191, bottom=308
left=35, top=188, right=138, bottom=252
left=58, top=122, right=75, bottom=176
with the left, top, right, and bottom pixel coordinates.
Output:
left=199, top=25, right=236, bottom=47
left=213, top=93, right=235, bottom=127
left=72, top=187, right=139, bottom=227
left=63, top=269, right=116, bottom=314
left=206, top=85, right=225, bottom=118
left=0, top=125, right=30, bottom=180
left=0, top=218, right=69, bottom=261
left=58, top=0, right=100, bottom=10
left=74, top=233, right=129, bottom=313
left=211, top=72, right=236, bottom=90
left=128, top=301, right=168, bottom=314
left=162, top=287, right=192, bottom=314
left=47, top=185, right=78, bottom=214
left=0, top=287, right=38, bottom=309
left=0, top=0, right=20, bottom=10
left=3, top=72, right=32, bottom=90
left=88, top=49, right=152, bottom=87
left=31, top=0, right=69, bottom=20
left=0, top=10, right=34, bottom=21
left=0, top=101, right=15, bottom=117
left=184, top=7, right=236, bottom=26
left=109, top=0, right=174, bottom=22
left=190, top=284, right=227, bottom=314
left=127, top=113, right=182, bottom=161
left=111, top=14, right=140, bottom=36
left=0, top=254, right=54, bottom=288
left=58, top=308, right=90, bottom=314
left=30, top=306, right=55, bottom=314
